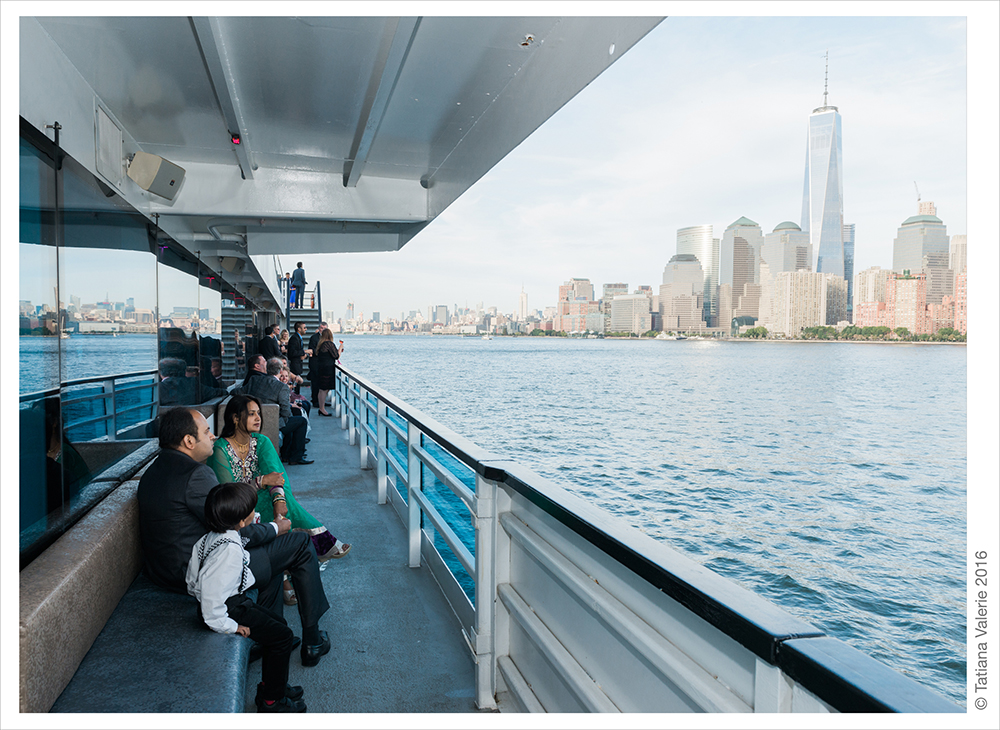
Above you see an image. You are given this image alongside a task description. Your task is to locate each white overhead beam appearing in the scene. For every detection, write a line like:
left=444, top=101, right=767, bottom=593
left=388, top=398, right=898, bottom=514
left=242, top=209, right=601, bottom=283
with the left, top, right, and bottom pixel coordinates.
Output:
left=343, top=16, right=421, bottom=188
left=191, top=16, right=255, bottom=180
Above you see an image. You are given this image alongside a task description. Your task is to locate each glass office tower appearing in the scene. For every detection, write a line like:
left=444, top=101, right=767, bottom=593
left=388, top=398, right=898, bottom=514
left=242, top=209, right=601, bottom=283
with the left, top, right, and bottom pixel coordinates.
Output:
left=842, top=223, right=855, bottom=319
left=676, top=225, right=719, bottom=326
left=801, top=75, right=845, bottom=278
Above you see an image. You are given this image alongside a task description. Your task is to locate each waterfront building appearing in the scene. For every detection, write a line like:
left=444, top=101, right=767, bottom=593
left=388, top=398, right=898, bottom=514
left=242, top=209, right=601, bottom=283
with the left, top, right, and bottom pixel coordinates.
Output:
left=602, top=283, right=628, bottom=304
left=853, top=267, right=892, bottom=328
left=346, top=301, right=355, bottom=321
left=954, top=271, right=967, bottom=334
left=886, top=271, right=928, bottom=335
left=801, top=59, right=845, bottom=278
left=921, top=252, right=953, bottom=306
left=928, top=296, right=955, bottom=334
left=518, top=288, right=528, bottom=322
left=949, top=234, right=967, bottom=275
left=765, top=271, right=847, bottom=336
left=558, top=278, right=595, bottom=303
left=609, top=294, right=651, bottom=335
left=659, top=254, right=705, bottom=331
left=556, top=278, right=598, bottom=332
left=717, top=284, right=733, bottom=332
left=949, top=234, right=967, bottom=296
left=435, top=305, right=449, bottom=325
left=892, top=202, right=949, bottom=274
left=719, top=217, right=764, bottom=321
left=676, top=225, right=719, bottom=326
left=761, top=221, right=812, bottom=275
left=843, top=223, right=855, bottom=319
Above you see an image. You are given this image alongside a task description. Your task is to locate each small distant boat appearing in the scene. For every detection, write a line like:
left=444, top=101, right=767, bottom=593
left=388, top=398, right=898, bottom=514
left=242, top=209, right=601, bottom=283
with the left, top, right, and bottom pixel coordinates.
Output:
left=60, top=329, right=72, bottom=339
left=481, top=334, right=493, bottom=340
left=656, top=333, right=687, bottom=341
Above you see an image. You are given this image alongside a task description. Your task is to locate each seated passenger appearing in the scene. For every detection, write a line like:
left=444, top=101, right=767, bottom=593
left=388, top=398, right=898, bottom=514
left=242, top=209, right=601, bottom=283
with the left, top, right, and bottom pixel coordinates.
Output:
left=187, top=482, right=307, bottom=713
left=207, top=395, right=351, bottom=567
left=236, top=355, right=311, bottom=465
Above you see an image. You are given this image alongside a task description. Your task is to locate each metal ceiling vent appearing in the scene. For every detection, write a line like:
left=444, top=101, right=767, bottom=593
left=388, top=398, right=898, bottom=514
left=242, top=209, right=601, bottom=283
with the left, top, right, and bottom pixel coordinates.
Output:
left=95, top=105, right=123, bottom=186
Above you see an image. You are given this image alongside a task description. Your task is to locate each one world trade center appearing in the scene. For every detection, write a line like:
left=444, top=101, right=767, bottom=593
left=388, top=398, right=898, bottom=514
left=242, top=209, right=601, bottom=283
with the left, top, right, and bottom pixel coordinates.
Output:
left=801, top=54, right=844, bottom=278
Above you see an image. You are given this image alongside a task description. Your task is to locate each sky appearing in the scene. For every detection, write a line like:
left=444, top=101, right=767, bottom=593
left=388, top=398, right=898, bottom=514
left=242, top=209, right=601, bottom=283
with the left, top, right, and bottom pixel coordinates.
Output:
left=282, top=11, right=971, bottom=321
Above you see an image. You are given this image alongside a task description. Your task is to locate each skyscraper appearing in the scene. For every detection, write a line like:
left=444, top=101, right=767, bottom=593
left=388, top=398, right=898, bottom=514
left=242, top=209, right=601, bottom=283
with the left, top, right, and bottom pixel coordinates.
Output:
left=842, top=223, right=855, bottom=318
left=676, top=225, right=720, bottom=326
left=892, top=202, right=949, bottom=274
left=801, top=54, right=845, bottom=278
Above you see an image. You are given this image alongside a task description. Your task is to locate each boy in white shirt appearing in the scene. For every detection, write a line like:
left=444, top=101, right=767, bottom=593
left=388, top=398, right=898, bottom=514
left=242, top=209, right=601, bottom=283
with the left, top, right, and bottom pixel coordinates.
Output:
left=186, top=481, right=307, bottom=713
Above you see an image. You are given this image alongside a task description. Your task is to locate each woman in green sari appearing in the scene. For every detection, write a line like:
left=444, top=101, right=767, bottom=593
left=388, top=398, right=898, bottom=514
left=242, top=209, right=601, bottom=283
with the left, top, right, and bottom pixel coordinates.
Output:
left=208, top=395, right=351, bottom=577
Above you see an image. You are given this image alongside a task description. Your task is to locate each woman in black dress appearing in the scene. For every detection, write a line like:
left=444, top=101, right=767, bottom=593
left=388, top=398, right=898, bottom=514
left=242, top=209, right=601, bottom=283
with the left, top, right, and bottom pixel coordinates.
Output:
left=314, top=330, right=344, bottom=416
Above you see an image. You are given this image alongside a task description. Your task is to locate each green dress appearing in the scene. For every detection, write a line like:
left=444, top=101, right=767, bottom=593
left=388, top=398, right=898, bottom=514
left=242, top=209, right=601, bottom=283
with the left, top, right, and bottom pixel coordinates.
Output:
left=207, top=433, right=337, bottom=551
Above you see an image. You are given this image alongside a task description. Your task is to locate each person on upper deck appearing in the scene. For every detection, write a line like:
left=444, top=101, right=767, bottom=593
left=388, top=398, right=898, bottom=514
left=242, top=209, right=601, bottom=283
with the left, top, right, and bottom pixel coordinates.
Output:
left=136, top=407, right=332, bottom=667
left=290, top=263, right=307, bottom=309
left=313, top=330, right=343, bottom=418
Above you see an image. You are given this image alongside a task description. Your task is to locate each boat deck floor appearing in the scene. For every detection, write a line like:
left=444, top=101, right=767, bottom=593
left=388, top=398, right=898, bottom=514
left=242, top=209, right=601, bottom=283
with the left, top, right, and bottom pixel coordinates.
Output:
left=244, top=390, right=479, bottom=713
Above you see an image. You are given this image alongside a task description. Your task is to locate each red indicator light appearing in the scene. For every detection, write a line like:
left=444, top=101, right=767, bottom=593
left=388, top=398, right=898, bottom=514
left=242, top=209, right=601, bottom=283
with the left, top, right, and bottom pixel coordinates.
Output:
left=231, top=133, right=241, bottom=145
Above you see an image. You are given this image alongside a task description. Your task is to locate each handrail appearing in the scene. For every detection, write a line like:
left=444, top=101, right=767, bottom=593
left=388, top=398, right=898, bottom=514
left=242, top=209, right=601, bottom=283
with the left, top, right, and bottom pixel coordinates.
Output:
left=21, top=370, right=158, bottom=440
left=20, top=370, right=157, bottom=403
left=332, top=364, right=960, bottom=714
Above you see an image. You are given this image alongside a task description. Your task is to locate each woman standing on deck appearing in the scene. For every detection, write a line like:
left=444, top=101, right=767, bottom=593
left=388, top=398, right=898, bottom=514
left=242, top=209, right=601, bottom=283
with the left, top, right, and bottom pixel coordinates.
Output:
left=208, top=395, right=351, bottom=572
left=314, top=330, right=344, bottom=417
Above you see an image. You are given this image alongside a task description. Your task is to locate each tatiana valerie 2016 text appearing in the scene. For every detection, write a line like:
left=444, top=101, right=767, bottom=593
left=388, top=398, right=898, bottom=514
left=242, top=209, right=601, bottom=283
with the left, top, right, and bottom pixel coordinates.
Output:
left=973, top=550, right=989, bottom=710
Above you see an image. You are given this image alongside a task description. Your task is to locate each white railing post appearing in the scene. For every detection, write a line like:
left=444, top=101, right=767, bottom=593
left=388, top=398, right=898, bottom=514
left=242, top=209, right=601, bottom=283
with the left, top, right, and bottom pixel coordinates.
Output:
left=334, top=381, right=342, bottom=418
left=339, top=374, right=348, bottom=430
left=753, top=657, right=792, bottom=712
left=376, top=401, right=388, bottom=504
left=473, top=472, right=499, bottom=710
left=358, top=386, right=371, bottom=470
left=406, top=421, right=422, bottom=568
left=348, top=382, right=357, bottom=446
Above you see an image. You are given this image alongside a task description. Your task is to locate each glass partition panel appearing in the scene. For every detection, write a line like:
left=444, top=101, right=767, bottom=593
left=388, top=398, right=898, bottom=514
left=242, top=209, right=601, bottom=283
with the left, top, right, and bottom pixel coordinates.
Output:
left=197, top=272, right=228, bottom=396
left=19, top=132, right=63, bottom=568
left=157, top=254, right=202, bottom=405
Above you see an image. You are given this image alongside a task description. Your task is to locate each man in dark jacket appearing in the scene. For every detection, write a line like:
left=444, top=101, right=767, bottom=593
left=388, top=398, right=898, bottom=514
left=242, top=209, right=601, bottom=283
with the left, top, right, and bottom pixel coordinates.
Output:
left=239, top=355, right=312, bottom=465
left=286, top=322, right=310, bottom=395
left=136, top=408, right=331, bottom=666
left=258, top=324, right=282, bottom=360
left=290, top=263, right=307, bottom=309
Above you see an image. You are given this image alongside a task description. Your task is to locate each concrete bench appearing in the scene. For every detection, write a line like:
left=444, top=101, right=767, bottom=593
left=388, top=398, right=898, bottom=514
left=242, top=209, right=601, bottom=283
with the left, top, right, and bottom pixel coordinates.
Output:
left=19, top=455, right=250, bottom=713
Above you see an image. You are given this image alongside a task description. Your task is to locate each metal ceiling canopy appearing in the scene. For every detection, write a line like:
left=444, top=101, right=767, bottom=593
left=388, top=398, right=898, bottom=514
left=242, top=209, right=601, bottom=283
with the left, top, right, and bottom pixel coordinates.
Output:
left=21, top=15, right=663, bottom=258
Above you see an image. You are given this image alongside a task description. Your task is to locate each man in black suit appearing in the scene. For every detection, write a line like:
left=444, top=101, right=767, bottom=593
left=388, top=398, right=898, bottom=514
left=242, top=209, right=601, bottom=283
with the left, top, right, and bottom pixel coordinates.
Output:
left=258, top=324, right=282, bottom=361
left=286, top=322, right=310, bottom=395
left=136, top=408, right=331, bottom=666
left=239, top=355, right=312, bottom=465
left=307, top=322, right=327, bottom=408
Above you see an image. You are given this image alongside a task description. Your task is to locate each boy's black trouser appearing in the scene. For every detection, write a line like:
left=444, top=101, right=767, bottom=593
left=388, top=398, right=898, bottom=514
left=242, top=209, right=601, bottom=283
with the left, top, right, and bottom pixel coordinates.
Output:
left=226, top=593, right=294, bottom=701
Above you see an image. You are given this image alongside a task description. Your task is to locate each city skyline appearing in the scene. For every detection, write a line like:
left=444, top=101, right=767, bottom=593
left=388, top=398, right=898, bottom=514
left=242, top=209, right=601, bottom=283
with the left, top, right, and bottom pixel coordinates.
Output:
left=276, top=13, right=972, bottom=320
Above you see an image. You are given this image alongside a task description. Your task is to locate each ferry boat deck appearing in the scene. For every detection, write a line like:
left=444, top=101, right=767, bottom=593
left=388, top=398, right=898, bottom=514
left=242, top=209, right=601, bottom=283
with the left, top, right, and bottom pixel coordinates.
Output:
left=258, top=387, right=478, bottom=713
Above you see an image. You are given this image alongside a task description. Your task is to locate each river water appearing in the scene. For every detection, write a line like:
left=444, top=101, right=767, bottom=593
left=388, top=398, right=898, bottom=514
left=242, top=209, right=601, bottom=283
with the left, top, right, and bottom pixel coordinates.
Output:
left=343, top=334, right=967, bottom=707
left=18, top=332, right=967, bottom=705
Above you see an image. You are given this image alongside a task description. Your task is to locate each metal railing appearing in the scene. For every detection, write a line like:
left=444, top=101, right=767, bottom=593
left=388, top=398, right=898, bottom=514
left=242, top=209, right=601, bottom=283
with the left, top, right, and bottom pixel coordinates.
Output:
left=21, top=370, right=158, bottom=439
left=331, top=364, right=961, bottom=714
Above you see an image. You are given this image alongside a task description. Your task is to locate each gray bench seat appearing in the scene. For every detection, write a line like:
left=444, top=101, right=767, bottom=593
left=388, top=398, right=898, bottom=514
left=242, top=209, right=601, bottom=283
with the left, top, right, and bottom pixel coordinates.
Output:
left=50, top=574, right=249, bottom=713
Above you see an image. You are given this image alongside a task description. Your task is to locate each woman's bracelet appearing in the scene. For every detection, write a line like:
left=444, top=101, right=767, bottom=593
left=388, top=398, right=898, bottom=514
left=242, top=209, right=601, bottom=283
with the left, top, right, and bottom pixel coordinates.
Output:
left=272, top=495, right=286, bottom=504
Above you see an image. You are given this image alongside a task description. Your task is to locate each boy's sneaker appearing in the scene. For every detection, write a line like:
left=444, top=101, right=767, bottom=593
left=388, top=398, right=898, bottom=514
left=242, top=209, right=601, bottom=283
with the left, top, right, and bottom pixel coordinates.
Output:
left=255, top=683, right=306, bottom=713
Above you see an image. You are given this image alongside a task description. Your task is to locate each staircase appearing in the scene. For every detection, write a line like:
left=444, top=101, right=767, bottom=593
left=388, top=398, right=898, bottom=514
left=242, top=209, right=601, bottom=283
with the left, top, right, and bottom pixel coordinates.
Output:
left=220, top=306, right=256, bottom=383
